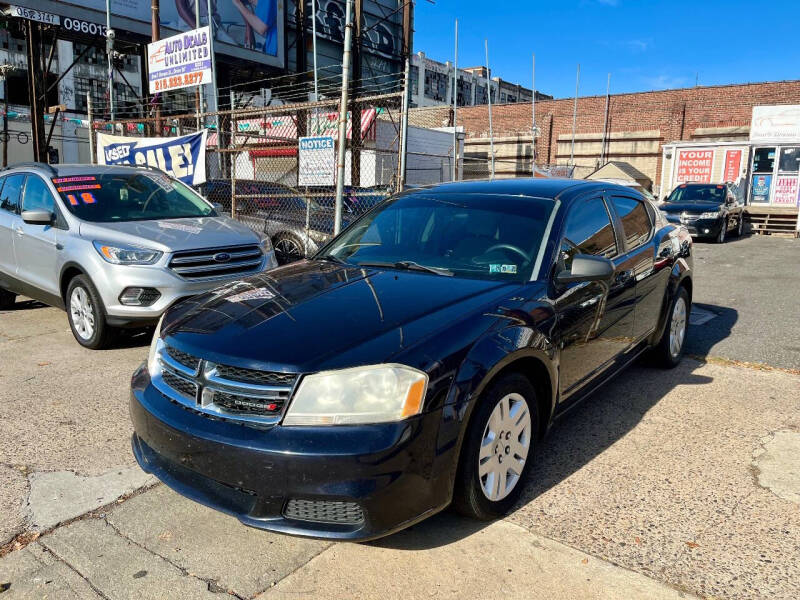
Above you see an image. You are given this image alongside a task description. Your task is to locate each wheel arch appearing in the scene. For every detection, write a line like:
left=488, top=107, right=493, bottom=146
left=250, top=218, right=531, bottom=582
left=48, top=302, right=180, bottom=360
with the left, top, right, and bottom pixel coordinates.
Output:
left=59, top=262, right=87, bottom=303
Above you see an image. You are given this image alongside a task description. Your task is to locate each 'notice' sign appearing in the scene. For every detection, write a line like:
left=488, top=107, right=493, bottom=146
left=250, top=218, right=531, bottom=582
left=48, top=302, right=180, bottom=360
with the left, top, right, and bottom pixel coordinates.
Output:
left=676, top=149, right=714, bottom=183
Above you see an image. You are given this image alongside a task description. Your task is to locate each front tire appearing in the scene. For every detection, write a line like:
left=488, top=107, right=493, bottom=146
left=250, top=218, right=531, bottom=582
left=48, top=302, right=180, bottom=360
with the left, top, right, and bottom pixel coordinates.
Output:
left=652, top=286, right=690, bottom=368
left=273, top=233, right=305, bottom=265
left=716, top=220, right=727, bottom=243
left=0, top=288, right=15, bottom=310
left=733, top=214, right=744, bottom=237
left=66, top=275, right=113, bottom=350
left=453, top=373, right=539, bottom=520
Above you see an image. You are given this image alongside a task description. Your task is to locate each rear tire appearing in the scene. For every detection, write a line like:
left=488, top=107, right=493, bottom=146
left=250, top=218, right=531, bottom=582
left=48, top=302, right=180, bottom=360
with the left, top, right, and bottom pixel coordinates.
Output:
left=66, top=275, right=113, bottom=350
left=652, top=286, right=690, bottom=369
left=0, top=288, right=15, bottom=310
left=453, top=373, right=539, bottom=520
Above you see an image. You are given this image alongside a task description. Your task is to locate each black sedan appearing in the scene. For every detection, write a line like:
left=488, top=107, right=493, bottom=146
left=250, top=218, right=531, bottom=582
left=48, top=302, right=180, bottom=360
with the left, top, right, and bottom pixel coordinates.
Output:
left=661, top=183, right=744, bottom=242
left=130, top=179, right=693, bottom=541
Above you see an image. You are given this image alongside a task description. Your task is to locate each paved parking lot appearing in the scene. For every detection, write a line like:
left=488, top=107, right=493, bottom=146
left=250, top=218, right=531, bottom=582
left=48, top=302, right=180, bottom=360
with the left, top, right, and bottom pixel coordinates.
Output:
left=1, top=235, right=798, bottom=599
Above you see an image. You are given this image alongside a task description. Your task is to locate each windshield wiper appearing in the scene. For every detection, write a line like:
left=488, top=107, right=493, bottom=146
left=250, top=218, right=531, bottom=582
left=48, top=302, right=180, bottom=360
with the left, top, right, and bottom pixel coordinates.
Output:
left=357, top=260, right=454, bottom=277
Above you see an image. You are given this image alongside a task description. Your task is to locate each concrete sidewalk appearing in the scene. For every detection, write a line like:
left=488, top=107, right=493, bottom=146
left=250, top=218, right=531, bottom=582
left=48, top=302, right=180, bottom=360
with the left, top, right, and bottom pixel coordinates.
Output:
left=2, top=486, right=694, bottom=600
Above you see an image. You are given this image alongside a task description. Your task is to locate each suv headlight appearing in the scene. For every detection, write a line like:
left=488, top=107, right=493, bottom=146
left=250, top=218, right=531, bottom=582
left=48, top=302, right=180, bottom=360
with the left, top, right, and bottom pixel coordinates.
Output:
left=93, top=241, right=163, bottom=265
left=283, top=364, right=428, bottom=426
left=257, top=233, right=273, bottom=253
left=147, top=315, right=165, bottom=375
left=699, top=211, right=721, bottom=219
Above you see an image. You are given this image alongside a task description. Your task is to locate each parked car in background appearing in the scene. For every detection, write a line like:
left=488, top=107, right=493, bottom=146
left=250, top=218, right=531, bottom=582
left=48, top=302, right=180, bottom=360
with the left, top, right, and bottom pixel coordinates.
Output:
left=661, top=183, right=744, bottom=243
left=131, top=179, right=693, bottom=541
left=0, top=163, right=277, bottom=349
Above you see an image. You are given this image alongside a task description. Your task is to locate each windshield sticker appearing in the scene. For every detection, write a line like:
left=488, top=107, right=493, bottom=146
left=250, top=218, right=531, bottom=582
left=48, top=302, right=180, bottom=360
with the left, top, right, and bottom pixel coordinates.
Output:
left=56, top=184, right=102, bottom=193
left=143, top=172, right=173, bottom=192
left=52, top=176, right=96, bottom=184
left=158, top=221, right=202, bottom=234
left=225, top=288, right=275, bottom=303
left=80, top=192, right=96, bottom=204
left=489, top=264, right=518, bottom=274
left=66, top=194, right=79, bottom=206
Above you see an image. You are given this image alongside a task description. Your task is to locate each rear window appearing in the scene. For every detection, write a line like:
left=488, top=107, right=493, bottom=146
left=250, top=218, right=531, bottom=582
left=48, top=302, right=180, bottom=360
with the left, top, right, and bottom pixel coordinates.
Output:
left=53, top=172, right=215, bottom=222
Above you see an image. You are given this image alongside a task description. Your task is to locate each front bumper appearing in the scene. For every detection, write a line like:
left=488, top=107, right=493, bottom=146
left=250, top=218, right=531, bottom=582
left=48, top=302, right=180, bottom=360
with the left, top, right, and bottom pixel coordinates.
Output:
left=130, top=366, right=451, bottom=541
left=666, top=216, right=723, bottom=238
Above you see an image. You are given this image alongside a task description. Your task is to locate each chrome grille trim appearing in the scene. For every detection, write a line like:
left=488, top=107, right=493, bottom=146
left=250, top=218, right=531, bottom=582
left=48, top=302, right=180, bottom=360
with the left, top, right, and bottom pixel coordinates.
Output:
left=151, top=339, right=297, bottom=426
left=168, top=244, right=264, bottom=280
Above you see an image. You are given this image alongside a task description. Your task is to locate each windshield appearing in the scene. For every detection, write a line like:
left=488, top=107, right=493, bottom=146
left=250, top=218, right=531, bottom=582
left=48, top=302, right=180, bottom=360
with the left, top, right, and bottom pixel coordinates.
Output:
left=54, top=172, right=215, bottom=222
left=667, top=184, right=726, bottom=204
left=320, top=193, right=555, bottom=281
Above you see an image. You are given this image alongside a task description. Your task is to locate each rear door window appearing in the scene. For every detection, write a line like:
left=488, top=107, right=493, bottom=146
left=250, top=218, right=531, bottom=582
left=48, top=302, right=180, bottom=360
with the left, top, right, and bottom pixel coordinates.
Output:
left=610, top=196, right=652, bottom=249
left=0, top=174, right=25, bottom=214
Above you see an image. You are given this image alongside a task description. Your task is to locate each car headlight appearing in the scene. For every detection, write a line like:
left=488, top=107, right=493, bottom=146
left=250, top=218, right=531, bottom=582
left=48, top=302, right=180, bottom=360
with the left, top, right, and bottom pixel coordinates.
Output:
left=257, top=233, right=273, bottom=253
left=699, top=211, right=720, bottom=219
left=147, top=315, right=165, bottom=375
left=283, top=364, right=428, bottom=426
left=308, top=229, right=330, bottom=244
left=93, top=241, right=162, bottom=265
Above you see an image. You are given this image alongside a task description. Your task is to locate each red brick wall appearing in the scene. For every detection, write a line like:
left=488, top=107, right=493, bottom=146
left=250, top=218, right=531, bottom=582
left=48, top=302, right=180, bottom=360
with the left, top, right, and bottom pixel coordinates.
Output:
left=424, top=79, right=800, bottom=185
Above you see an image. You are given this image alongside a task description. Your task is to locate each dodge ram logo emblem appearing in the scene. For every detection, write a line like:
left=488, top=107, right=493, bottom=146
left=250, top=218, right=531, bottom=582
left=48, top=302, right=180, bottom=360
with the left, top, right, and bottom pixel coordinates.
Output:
left=213, top=252, right=231, bottom=263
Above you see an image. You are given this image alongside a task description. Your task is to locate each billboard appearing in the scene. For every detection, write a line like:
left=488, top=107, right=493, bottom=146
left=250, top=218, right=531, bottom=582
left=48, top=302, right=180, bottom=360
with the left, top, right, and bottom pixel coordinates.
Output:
left=148, top=27, right=213, bottom=94
left=14, top=0, right=283, bottom=67
left=751, top=105, right=800, bottom=142
left=676, top=149, right=714, bottom=183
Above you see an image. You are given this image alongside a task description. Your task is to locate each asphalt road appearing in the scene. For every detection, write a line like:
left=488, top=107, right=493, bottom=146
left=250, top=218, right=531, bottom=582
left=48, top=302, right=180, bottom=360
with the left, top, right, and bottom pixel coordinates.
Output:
left=1, top=233, right=798, bottom=599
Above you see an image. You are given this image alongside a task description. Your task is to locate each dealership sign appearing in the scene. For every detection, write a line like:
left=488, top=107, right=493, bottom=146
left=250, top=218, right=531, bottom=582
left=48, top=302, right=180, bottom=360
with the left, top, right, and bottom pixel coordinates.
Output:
left=723, top=149, right=742, bottom=183
left=751, top=105, right=800, bottom=141
left=773, top=175, right=799, bottom=205
left=676, top=149, right=714, bottom=183
left=96, top=131, right=207, bottom=186
left=148, top=27, right=212, bottom=94
left=298, top=136, right=336, bottom=186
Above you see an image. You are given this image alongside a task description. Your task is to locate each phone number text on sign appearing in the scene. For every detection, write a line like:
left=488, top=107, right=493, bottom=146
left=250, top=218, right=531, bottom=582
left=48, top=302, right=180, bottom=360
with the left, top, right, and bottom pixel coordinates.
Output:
left=153, top=72, right=205, bottom=92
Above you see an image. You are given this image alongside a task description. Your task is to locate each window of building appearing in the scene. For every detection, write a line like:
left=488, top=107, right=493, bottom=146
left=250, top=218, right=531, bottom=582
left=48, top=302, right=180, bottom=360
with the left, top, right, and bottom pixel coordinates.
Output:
left=424, top=70, right=448, bottom=101
left=752, top=147, right=775, bottom=173
left=409, top=65, right=419, bottom=97
left=610, top=196, right=651, bottom=248
left=475, top=85, right=487, bottom=105
left=456, top=78, right=472, bottom=106
left=778, top=147, right=800, bottom=173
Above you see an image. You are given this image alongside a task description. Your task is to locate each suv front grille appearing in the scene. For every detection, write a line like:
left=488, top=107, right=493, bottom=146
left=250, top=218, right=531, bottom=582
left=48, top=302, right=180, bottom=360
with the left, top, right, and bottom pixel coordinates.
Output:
left=168, top=244, right=263, bottom=280
left=283, top=499, right=365, bottom=524
left=152, top=341, right=297, bottom=426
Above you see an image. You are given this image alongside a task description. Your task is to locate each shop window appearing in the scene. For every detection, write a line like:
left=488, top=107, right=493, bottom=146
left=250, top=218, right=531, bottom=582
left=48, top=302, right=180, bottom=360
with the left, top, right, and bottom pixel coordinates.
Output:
left=752, top=148, right=775, bottom=173
left=424, top=70, right=447, bottom=101
left=778, top=147, right=800, bottom=173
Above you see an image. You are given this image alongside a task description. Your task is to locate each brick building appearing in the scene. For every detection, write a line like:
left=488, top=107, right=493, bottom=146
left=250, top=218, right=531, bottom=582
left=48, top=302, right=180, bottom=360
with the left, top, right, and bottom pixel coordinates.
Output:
left=408, top=79, right=800, bottom=198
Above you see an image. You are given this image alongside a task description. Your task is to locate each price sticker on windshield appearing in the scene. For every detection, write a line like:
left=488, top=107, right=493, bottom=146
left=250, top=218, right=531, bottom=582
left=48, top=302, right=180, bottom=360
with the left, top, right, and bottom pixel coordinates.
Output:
left=489, top=264, right=518, bottom=274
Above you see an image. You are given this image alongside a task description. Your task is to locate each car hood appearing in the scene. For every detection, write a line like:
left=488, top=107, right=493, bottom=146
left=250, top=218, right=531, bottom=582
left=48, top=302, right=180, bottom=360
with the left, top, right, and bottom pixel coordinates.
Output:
left=661, top=201, right=722, bottom=214
left=78, top=216, right=260, bottom=252
left=162, top=260, right=522, bottom=372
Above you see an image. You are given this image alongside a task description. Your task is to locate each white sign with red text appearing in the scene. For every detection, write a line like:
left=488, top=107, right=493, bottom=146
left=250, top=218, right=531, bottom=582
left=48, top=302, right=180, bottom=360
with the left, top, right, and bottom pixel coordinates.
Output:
left=676, top=149, right=714, bottom=183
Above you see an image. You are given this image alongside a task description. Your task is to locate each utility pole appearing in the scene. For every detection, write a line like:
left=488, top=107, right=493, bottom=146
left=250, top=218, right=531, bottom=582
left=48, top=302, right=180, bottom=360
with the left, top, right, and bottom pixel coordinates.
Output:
left=485, top=39, right=494, bottom=179
left=334, top=0, right=354, bottom=235
left=0, top=64, right=12, bottom=168
left=570, top=63, right=580, bottom=168
left=351, top=0, right=363, bottom=187
left=312, top=0, right=319, bottom=101
left=87, top=92, right=95, bottom=164
left=452, top=19, right=458, bottom=182
left=600, top=72, right=611, bottom=166
left=151, top=0, right=162, bottom=134
left=105, top=0, right=115, bottom=122
left=206, top=0, right=220, bottom=153
left=531, top=53, right=535, bottom=176
left=398, top=57, right=410, bottom=190
left=195, top=0, right=202, bottom=130
left=26, top=20, right=46, bottom=163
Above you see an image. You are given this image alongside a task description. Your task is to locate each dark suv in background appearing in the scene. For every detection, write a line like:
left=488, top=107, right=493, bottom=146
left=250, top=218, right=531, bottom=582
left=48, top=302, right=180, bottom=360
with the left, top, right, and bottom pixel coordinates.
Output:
left=661, top=183, right=744, bottom=243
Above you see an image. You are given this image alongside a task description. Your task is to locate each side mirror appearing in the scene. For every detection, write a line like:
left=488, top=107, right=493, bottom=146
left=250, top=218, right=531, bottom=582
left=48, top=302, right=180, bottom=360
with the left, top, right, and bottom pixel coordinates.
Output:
left=556, top=254, right=614, bottom=284
left=21, top=209, right=54, bottom=225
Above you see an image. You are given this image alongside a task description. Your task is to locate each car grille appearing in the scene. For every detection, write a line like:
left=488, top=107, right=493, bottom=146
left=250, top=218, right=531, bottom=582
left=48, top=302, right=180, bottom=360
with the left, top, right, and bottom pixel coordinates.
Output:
left=283, top=499, right=365, bottom=525
left=153, top=341, right=297, bottom=425
left=168, top=244, right=263, bottom=280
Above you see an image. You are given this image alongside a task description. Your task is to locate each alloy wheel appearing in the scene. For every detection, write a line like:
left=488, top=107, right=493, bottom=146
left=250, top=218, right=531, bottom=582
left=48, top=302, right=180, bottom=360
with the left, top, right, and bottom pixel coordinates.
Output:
left=274, top=237, right=304, bottom=264
left=669, top=296, right=687, bottom=358
left=70, top=286, right=95, bottom=341
left=478, top=393, right=532, bottom=501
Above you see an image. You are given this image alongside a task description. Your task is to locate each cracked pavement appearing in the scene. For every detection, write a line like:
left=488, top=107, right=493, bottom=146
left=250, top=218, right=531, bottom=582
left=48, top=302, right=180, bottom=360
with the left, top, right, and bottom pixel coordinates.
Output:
left=1, top=236, right=799, bottom=599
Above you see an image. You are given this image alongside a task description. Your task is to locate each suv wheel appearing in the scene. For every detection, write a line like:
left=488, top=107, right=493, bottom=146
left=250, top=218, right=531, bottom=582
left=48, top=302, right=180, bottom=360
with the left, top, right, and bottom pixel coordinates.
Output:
left=0, top=288, right=15, bottom=310
left=733, top=215, right=744, bottom=237
left=453, top=373, right=539, bottom=520
left=716, top=221, right=726, bottom=243
left=273, top=233, right=305, bottom=265
left=652, top=286, right=690, bottom=368
left=66, top=275, right=113, bottom=349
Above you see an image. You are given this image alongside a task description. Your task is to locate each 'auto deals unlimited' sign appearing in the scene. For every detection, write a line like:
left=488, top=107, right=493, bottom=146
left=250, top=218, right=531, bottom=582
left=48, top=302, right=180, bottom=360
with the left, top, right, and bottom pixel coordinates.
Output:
left=96, top=131, right=208, bottom=185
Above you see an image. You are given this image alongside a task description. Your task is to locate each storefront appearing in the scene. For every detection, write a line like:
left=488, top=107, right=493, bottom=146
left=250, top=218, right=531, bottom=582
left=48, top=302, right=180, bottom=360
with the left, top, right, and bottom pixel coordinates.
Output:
left=660, top=141, right=750, bottom=202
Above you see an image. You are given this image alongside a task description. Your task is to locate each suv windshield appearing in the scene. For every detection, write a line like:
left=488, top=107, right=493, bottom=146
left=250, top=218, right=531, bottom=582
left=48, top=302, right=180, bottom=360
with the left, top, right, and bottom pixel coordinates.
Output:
left=320, top=193, right=554, bottom=281
left=667, top=184, right=726, bottom=204
left=53, top=172, right=215, bottom=222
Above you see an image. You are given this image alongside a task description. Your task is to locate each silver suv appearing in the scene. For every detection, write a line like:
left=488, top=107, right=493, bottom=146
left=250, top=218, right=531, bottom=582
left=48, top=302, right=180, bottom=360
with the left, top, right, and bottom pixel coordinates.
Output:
left=0, top=163, right=277, bottom=348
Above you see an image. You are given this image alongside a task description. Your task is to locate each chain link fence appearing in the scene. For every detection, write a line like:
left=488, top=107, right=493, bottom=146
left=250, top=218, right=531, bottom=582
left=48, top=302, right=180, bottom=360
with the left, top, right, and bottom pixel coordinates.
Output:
left=94, top=92, right=404, bottom=264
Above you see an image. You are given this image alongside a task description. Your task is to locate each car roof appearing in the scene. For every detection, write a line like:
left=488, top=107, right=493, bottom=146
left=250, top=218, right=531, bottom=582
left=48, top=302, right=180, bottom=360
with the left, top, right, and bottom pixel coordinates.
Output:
left=408, top=177, right=637, bottom=203
left=1, top=163, right=158, bottom=177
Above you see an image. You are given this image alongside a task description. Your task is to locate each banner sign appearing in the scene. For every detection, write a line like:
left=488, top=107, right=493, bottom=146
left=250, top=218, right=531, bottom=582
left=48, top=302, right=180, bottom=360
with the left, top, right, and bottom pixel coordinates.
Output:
left=96, top=131, right=207, bottom=186
left=676, top=149, right=714, bottom=183
left=751, top=105, right=800, bottom=141
left=723, top=149, right=743, bottom=183
left=298, top=136, right=335, bottom=186
left=751, top=174, right=772, bottom=204
left=773, top=175, right=799, bottom=205
left=4, top=5, right=60, bottom=25
left=148, top=26, right=212, bottom=94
